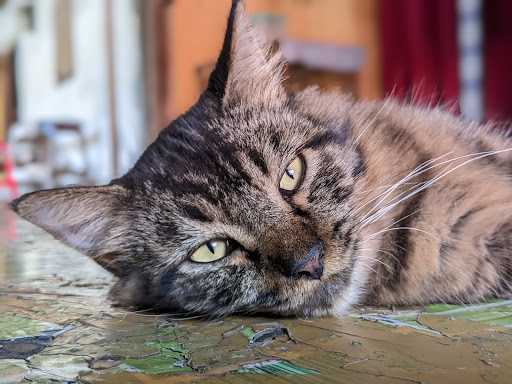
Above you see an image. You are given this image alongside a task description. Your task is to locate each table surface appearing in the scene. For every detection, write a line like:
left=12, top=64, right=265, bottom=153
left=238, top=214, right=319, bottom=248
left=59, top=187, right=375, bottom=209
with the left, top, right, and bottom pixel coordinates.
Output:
left=1, top=207, right=511, bottom=383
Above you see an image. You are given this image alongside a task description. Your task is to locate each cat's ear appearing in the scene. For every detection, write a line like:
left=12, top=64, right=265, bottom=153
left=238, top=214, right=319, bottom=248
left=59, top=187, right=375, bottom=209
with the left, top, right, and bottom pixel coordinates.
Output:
left=10, top=185, right=129, bottom=276
left=206, top=0, right=286, bottom=106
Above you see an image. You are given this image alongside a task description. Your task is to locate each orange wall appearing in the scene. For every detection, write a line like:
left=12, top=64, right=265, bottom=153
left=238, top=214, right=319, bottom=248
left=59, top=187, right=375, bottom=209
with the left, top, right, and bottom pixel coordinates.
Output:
left=278, top=0, right=381, bottom=100
left=164, top=0, right=381, bottom=120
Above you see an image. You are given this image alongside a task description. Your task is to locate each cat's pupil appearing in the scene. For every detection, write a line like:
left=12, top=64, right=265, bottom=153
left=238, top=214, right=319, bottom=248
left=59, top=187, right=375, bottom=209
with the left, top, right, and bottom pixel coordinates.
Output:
left=206, top=241, right=216, bottom=254
left=286, top=168, right=295, bottom=179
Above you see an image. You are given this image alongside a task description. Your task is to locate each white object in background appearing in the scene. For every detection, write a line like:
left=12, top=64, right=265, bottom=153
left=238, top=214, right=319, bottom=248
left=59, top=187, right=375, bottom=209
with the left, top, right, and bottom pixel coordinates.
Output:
left=50, top=130, right=86, bottom=174
left=12, top=163, right=53, bottom=190
left=457, top=0, right=484, bottom=121
left=9, top=141, right=34, bottom=165
left=7, top=122, right=39, bottom=141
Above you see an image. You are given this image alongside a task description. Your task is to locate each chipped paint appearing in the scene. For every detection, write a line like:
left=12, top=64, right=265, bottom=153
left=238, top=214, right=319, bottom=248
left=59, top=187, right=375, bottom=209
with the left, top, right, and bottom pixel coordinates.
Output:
left=238, top=359, right=319, bottom=375
left=0, top=360, right=28, bottom=384
left=122, top=340, right=192, bottom=374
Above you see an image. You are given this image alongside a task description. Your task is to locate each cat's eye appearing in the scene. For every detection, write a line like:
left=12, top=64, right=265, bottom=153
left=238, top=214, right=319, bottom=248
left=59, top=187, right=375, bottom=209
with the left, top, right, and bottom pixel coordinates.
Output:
left=280, top=156, right=305, bottom=192
left=190, top=240, right=228, bottom=263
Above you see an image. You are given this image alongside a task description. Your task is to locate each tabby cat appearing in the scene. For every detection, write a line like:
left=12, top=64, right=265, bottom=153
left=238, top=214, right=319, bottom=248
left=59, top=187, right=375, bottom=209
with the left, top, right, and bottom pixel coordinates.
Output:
left=11, top=0, right=512, bottom=317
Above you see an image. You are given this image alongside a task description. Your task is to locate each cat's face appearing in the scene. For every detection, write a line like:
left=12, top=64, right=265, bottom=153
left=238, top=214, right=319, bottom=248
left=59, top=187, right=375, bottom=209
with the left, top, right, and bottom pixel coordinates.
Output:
left=115, top=99, right=362, bottom=317
left=11, top=1, right=365, bottom=317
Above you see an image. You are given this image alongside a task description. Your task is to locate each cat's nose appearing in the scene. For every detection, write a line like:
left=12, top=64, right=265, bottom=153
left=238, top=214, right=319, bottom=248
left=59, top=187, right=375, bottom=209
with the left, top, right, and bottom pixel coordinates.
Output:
left=291, top=240, right=324, bottom=280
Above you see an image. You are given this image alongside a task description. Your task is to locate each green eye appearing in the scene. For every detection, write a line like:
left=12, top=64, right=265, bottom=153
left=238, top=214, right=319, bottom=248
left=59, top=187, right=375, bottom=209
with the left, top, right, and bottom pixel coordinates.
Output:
left=280, top=156, right=305, bottom=192
left=190, top=240, right=228, bottom=263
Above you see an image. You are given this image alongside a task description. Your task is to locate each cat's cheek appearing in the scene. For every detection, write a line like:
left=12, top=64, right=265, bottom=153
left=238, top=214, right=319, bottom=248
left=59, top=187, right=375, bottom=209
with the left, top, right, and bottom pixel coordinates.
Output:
left=178, top=262, right=221, bottom=276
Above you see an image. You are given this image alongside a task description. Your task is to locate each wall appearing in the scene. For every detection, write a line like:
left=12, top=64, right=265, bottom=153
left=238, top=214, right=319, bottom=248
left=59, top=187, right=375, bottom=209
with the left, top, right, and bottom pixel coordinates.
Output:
left=0, top=0, right=18, bottom=140
left=276, top=0, right=381, bottom=100
left=12, top=0, right=145, bottom=184
left=15, top=0, right=110, bottom=182
left=163, top=0, right=381, bottom=120
left=0, top=0, right=17, bottom=54
left=0, top=55, right=8, bottom=139
left=112, top=0, right=146, bottom=176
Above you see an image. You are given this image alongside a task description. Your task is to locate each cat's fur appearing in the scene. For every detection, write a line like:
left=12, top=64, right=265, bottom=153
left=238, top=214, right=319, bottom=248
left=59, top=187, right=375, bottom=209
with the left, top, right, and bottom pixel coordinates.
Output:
left=11, top=1, right=512, bottom=317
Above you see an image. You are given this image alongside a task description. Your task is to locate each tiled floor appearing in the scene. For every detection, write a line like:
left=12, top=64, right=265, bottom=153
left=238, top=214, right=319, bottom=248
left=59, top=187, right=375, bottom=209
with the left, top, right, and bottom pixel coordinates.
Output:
left=1, top=207, right=512, bottom=383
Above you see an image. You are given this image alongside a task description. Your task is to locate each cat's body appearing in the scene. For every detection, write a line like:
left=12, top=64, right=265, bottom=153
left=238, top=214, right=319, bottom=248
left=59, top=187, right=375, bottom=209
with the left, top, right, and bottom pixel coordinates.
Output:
left=348, top=99, right=512, bottom=308
left=11, top=1, right=512, bottom=317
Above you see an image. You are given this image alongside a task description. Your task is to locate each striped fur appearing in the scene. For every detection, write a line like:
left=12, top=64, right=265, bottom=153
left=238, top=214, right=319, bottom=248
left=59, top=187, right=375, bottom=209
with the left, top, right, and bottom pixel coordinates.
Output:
left=11, top=1, right=512, bottom=317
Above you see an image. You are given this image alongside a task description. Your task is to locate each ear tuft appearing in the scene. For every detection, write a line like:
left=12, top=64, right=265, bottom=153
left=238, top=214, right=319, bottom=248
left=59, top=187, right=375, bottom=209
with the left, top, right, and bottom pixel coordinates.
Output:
left=206, top=0, right=242, bottom=100
left=206, top=0, right=286, bottom=106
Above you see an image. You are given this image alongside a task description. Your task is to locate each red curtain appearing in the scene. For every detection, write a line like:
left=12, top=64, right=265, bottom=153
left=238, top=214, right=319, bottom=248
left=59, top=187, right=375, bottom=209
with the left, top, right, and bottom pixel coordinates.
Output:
left=380, top=0, right=512, bottom=122
left=379, top=0, right=459, bottom=108
left=484, top=1, right=512, bottom=121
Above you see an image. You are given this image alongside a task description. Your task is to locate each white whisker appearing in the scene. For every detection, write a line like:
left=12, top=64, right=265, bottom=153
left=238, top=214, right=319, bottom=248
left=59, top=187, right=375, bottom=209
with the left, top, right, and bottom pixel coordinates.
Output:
left=357, top=247, right=403, bottom=267
left=349, top=101, right=390, bottom=152
left=360, top=148, right=512, bottom=228
left=363, top=226, right=440, bottom=242
left=353, top=151, right=454, bottom=221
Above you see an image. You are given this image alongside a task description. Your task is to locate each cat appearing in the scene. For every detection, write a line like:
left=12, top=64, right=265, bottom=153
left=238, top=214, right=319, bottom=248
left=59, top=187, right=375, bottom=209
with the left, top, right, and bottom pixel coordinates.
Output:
left=11, top=0, right=512, bottom=318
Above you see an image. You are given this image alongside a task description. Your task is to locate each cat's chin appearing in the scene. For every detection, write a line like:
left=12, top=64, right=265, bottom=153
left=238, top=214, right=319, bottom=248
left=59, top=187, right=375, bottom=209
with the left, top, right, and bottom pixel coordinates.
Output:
left=108, top=273, right=154, bottom=310
left=106, top=267, right=356, bottom=319
left=331, top=261, right=371, bottom=317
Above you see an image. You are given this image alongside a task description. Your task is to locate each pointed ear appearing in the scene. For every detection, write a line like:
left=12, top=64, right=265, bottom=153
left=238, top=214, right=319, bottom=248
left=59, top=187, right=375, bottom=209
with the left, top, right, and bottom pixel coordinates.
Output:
left=206, top=0, right=286, bottom=106
left=11, top=185, right=129, bottom=276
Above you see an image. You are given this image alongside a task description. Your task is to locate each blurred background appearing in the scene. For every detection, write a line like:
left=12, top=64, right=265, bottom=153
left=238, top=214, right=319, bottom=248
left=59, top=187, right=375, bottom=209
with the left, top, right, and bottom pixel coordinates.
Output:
left=0, top=0, right=511, bottom=200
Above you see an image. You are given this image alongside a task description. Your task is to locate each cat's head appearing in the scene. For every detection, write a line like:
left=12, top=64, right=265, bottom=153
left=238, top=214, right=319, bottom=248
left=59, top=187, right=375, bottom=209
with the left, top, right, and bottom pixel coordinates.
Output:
left=11, top=0, right=366, bottom=317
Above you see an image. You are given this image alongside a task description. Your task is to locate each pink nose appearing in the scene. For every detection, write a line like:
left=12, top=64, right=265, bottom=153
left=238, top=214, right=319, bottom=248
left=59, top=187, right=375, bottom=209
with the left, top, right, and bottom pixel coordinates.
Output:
left=291, top=241, right=324, bottom=280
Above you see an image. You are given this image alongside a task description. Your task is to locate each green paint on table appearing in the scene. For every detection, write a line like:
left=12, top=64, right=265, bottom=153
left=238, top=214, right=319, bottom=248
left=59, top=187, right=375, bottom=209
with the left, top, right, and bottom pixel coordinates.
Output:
left=238, top=359, right=319, bottom=375
left=122, top=339, right=192, bottom=374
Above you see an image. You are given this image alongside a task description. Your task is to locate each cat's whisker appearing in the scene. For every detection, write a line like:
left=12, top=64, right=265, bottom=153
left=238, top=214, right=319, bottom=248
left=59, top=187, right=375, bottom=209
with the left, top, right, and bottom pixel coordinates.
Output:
left=351, top=257, right=379, bottom=275
left=353, top=180, right=435, bottom=242
left=353, top=186, right=426, bottom=231
left=352, top=151, right=454, bottom=221
left=357, top=247, right=404, bottom=269
left=362, top=226, right=440, bottom=243
left=370, top=208, right=423, bottom=234
left=130, top=307, right=188, bottom=316
left=128, top=308, right=204, bottom=319
left=355, top=148, right=494, bottom=225
left=349, top=100, right=391, bottom=153
left=357, top=149, right=483, bottom=224
left=355, top=182, right=419, bottom=197
left=359, top=148, right=512, bottom=229
left=362, top=149, right=512, bottom=227
left=167, top=314, right=210, bottom=321
left=123, top=306, right=155, bottom=313
left=356, top=251, right=394, bottom=272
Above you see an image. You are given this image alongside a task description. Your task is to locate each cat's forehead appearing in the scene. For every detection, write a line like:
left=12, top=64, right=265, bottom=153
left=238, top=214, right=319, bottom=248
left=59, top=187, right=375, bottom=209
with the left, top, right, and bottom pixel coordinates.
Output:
left=128, top=99, right=351, bottom=193
left=171, top=107, right=298, bottom=175
left=133, top=102, right=318, bottom=176
left=215, top=103, right=318, bottom=146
